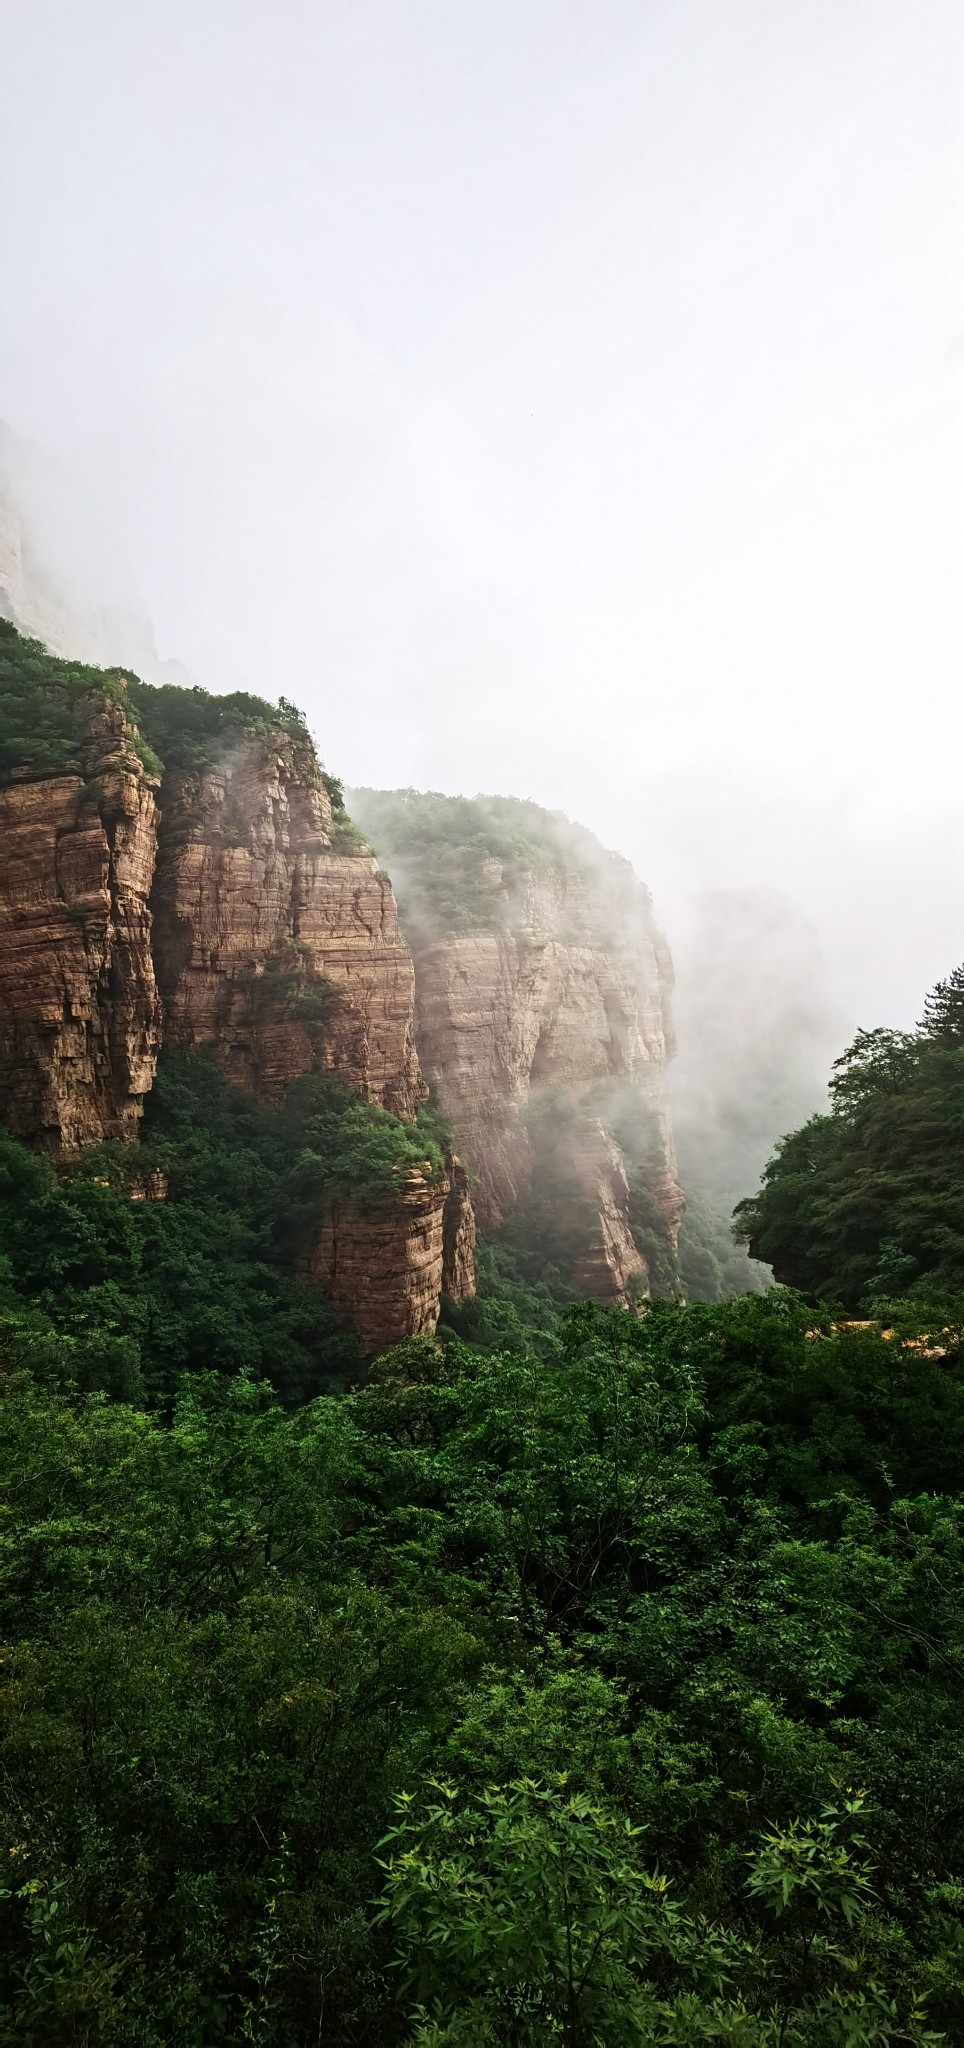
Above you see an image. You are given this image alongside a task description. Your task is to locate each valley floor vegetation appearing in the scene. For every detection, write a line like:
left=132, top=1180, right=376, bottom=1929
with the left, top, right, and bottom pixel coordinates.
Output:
left=4, top=966, right=964, bottom=2038
left=4, top=1289, right=964, bottom=2043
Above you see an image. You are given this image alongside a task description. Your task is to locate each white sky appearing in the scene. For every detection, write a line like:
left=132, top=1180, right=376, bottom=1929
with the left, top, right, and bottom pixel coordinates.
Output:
left=2, top=0, right=962, bottom=1028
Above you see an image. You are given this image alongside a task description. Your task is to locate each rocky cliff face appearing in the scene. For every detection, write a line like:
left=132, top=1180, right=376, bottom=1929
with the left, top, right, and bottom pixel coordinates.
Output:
left=150, top=739, right=423, bottom=1118
left=0, top=694, right=160, bottom=1154
left=309, top=1165, right=476, bottom=1354
left=0, top=631, right=474, bottom=1350
left=348, top=791, right=683, bottom=1305
left=0, top=602, right=681, bottom=1344
left=147, top=728, right=474, bottom=1351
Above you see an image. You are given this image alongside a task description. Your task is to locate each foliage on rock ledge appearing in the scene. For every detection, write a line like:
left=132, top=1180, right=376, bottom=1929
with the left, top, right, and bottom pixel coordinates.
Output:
left=0, top=1051, right=450, bottom=1407
left=0, top=619, right=162, bottom=781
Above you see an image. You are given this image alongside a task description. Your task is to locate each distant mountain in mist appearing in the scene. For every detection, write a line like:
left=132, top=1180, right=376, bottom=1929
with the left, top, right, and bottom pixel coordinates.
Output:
left=0, top=422, right=194, bottom=687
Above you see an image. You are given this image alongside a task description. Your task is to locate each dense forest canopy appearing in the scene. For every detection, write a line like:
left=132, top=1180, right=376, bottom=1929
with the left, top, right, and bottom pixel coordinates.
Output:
left=736, top=969, right=964, bottom=1311
left=4, top=1292, right=964, bottom=2041
left=4, top=1011, right=964, bottom=2035
left=0, top=1051, right=455, bottom=1408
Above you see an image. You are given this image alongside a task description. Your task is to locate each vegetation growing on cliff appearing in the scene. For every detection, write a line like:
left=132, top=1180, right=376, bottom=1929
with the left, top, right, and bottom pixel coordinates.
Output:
left=0, top=620, right=163, bottom=780
left=126, top=674, right=313, bottom=772
left=0, top=622, right=362, bottom=829
left=0, top=1053, right=450, bottom=1406
left=736, top=968, right=964, bottom=1310
left=3, top=1294, right=964, bottom=2040
left=347, top=785, right=653, bottom=939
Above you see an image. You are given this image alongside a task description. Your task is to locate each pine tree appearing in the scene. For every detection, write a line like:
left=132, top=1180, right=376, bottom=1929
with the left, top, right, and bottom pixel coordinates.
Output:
left=920, top=963, right=964, bottom=1043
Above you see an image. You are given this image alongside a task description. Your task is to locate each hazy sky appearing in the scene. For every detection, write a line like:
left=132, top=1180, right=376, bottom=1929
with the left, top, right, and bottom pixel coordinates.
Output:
left=3, top=0, right=962, bottom=1028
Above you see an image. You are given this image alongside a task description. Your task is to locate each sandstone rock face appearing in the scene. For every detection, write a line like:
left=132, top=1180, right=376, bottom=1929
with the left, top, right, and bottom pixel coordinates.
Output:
left=442, top=1158, right=477, bottom=1302
left=400, top=861, right=682, bottom=1302
left=150, top=738, right=424, bottom=1118
left=0, top=648, right=476, bottom=1348
left=308, top=1169, right=452, bottom=1355
left=568, top=1123, right=649, bottom=1306
left=0, top=699, right=160, bottom=1154
left=146, top=731, right=475, bottom=1348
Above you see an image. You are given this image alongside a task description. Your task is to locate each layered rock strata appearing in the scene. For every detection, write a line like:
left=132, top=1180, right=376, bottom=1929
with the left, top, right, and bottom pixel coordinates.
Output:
left=309, top=1162, right=476, bottom=1354
left=347, top=808, right=684, bottom=1306
left=0, top=697, right=160, bottom=1153
left=0, top=639, right=475, bottom=1347
left=150, top=739, right=423, bottom=1118
left=145, top=733, right=474, bottom=1347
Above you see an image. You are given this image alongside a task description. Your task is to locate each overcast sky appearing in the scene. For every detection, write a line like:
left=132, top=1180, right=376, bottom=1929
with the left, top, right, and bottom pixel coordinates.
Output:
left=2, top=0, right=962, bottom=1029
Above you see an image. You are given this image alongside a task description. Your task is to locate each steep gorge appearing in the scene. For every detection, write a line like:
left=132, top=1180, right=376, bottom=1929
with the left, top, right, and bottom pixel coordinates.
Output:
left=0, top=686, right=160, bottom=1154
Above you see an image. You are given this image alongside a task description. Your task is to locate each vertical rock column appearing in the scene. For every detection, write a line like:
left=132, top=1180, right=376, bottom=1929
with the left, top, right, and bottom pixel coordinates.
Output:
left=150, top=736, right=424, bottom=1114
left=404, top=863, right=683, bottom=1302
left=0, top=700, right=161, bottom=1155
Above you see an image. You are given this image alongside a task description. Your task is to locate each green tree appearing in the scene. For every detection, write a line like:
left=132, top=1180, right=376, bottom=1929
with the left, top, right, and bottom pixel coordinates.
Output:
left=920, top=964, right=964, bottom=1045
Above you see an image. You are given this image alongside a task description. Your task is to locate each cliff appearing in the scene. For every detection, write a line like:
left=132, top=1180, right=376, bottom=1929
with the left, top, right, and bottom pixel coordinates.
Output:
left=309, top=1165, right=476, bottom=1355
left=348, top=789, right=683, bottom=1303
left=0, top=628, right=473, bottom=1351
left=0, top=658, right=161, bottom=1153
left=0, top=618, right=681, bottom=1346
left=149, top=736, right=423, bottom=1117
left=144, top=715, right=474, bottom=1350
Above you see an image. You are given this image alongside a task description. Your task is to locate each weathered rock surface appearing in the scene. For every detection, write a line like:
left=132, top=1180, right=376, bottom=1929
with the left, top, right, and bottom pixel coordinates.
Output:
left=151, top=739, right=424, bottom=1118
left=442, top=1158, right=477, bottom=1302
left=0, top=699, right=160, bottom=1153
left=308, top=1166, right=458, bottom=1355
left=0, top=651, right=473, bottom=1347
left=401, top=861, right=682, bottom=1301
left=147, top=731, right=474, bottom=1346
left=566, top=1122, right=650, bottom=1306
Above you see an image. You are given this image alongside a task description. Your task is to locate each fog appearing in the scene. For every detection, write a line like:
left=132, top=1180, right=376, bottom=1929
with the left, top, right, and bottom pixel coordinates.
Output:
left=3, top=1, right=962, bottom=1067
left=671, top=885, right=847, bottom=1202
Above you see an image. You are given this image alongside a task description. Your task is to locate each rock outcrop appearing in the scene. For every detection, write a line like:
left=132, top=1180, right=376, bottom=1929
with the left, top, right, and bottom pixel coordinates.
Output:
left=0, top=695, right=160, bottom=1154
left=150, top=738, right=423, bottom=1118
left=0, top=589, right=682, bottom=1345
left=146, top=728, right=474, bottom=1352
left=414, top=883, right=682, bottom=1304
left=308, top=1157, right=476, bottom=1354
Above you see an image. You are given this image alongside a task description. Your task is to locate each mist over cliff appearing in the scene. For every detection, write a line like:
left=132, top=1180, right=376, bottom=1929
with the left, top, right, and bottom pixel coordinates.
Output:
left=0, top=430, right=858, bottom=1302
left=0, top=424, right=194, bottom=688
left=347, top=785, right=681, bottom=1301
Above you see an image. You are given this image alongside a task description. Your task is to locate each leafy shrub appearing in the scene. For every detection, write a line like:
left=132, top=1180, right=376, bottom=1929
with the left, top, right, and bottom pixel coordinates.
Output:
left=126, top=676, right=314, bottom=774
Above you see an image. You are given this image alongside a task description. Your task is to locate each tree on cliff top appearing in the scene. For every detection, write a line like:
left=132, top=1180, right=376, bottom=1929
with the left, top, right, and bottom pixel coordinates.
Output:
left=346, top=785, right=653, bottom=941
